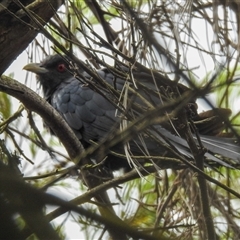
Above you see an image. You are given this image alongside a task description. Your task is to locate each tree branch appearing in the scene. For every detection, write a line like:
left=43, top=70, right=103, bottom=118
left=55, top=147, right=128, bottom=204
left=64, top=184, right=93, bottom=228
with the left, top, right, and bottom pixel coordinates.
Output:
left=0, top=0, right=63, bottom=75
left=0, top=75, right=129, bottom=239
left=0, top=75, right=82, bottom=159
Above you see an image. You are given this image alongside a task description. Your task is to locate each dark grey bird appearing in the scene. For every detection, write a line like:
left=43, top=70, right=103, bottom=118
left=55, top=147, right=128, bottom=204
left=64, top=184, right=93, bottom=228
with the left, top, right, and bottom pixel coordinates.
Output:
left=23, top=54, right=240, bottom=171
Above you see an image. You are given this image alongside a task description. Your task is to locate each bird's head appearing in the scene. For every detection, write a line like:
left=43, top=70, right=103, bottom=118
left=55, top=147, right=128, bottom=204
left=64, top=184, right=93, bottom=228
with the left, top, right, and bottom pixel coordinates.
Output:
left=23, top=54, right=73, bottom=96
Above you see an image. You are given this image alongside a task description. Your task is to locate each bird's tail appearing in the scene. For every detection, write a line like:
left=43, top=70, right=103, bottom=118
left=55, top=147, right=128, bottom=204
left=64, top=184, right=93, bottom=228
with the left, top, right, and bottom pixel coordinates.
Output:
left=199, top=136, right=240, bottom=166
left=146, top=126, right=240, bottom=168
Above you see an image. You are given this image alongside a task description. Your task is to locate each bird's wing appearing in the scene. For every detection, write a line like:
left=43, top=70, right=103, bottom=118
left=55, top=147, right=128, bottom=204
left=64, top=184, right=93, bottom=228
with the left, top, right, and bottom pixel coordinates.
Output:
left=51, top=77, right=118, bottom=142
left=51, top=71, right=240, bottom=168
left=96, top=68, right=240, bottom=164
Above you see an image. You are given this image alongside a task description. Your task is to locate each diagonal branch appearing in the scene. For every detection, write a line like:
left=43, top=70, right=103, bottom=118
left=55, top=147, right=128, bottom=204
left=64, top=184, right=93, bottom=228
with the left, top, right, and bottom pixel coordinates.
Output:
left=0, top=0, right=63, bottom=74
left=0, top=75, right=128, bottom=239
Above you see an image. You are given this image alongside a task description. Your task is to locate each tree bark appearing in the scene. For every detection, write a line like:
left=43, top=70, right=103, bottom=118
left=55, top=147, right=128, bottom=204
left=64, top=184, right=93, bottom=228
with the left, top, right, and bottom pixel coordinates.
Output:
left=0, top=0, right=63, bottom=75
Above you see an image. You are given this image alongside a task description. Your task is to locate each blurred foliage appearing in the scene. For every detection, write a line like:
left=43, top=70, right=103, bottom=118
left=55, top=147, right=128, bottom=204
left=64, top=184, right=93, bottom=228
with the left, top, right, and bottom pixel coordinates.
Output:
left=0, top=92, right=12, bottom=119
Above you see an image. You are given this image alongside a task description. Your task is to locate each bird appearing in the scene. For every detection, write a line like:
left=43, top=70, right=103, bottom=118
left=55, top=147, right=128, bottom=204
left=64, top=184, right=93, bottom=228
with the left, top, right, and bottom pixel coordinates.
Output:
left=23, top=54, right=240, bottom=172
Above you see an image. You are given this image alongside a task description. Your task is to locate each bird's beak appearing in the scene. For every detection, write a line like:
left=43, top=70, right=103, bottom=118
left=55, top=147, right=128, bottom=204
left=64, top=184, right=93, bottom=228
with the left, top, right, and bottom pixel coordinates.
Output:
left=23, top=63, right=48, bottom=74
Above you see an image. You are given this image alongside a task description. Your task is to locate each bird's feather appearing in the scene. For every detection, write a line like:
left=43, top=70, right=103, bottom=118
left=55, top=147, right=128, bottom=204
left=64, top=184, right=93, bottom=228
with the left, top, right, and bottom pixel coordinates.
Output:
left=24, top=55, right=240, bottom=171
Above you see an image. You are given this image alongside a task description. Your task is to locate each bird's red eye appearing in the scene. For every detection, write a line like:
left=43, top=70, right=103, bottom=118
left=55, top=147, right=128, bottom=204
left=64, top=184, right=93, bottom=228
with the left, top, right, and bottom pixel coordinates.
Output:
left=57, top=63, right=66, bottom=72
